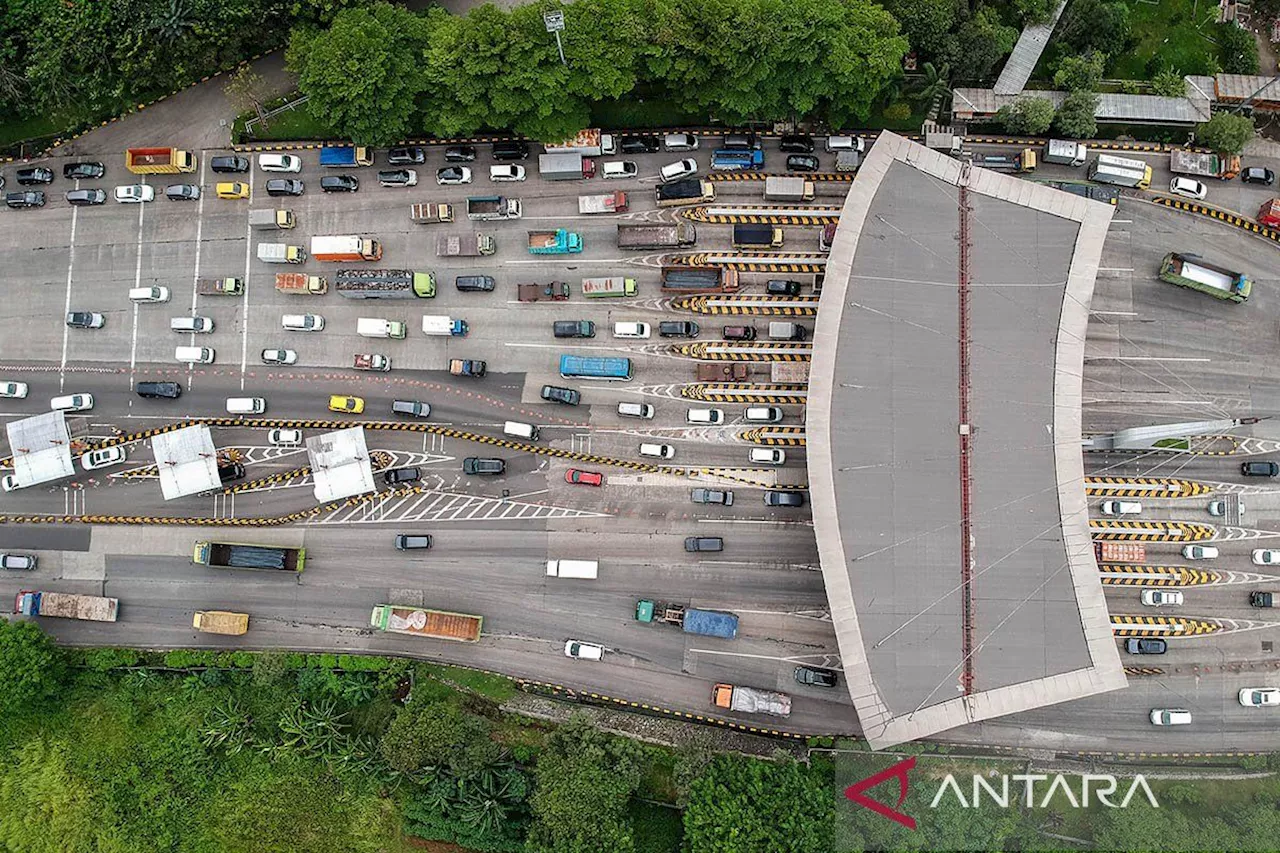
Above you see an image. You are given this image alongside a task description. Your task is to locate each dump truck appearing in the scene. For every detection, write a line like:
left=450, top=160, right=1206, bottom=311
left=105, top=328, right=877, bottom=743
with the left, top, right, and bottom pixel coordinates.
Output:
left=545, top=128, right=615, bottom=156
left=450, top=358, right=486, bottom=377
left=249, top=209, right=295, bottom=229
left=732, top=224, right=783, bottom=249
left=1043, top=139, right=1088, bottom=167
left=353, top=353, right=391, bottom=371
left=972, top=149, right=1037, bottom=173
left=15, top=590, right=119, bottom=622
left=1258, top=198, right=1280, bottom=228
left=311, top=235, right=382, bottom=262
left=582, top=276, right=637, bottom=298
left=1158, top=252, right=1251, bottom=303
left=466, top=195, right=522, bottom=221
left=763, top=176, right=815, bottom=202
left=616, top=222, right=696, bottom=250
left=410, top=202, right=454, bottom=224
left=634, top=599, right=739, bottom=639
left=357, top=317, right=407, bottom=339
left=656, top=178, right=715, bottom=207
left=538, top=152, right=595, bottom=180
left=697, top=363, right=750, bottom=381
left=369, top=604, right=483, bottom=642
left=528, top=229, right=583, bottom=254
left=335, top=269, right=435, bottom=299
left=661, top=266, right=740, bottom=293
left=770, top=362, right=810, bottom=383
left=545, top=559, right=599, bottom=579
left=712, top=683, right=791, bottom=717
left=257, top=243, right=305, bottom=264
left=421, top=315, right=468, bottom=336
left=518, top=281, right=570, bottom=302
left=275, top=273, right=327, bottom=295
left=578, top=191, right=628, bottom=214
left=1170, top=149, right=1240, bottom=180
left=196, top=277, right=244, bottom=296
left=1094, top=542, right=1146, bottom=563
left=192, top=541, right=305, bottom=572
left=437, top=232, right=495, bottom=257
left=125, top=147, right=196, bottom=174
left=318, top=145, right=372, bottom=167
left=193, top=610, right=249, bottom=635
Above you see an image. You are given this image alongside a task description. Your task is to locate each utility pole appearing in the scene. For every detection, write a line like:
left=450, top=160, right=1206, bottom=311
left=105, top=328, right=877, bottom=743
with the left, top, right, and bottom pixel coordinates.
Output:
left=544, top=11, right=567, bottom=67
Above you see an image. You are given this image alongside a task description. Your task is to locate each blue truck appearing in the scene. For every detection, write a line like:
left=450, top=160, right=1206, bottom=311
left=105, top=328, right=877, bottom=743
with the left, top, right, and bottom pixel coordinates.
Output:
left=635, top=599, right=739, bottom=639
left=318, top=146, right=373, bottom=167
left=710, top=149, right=764, bottom=171
left=528, top=229, right=583, bottom=254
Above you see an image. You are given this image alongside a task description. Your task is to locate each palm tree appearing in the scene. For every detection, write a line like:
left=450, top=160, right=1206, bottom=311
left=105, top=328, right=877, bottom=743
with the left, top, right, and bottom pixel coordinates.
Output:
left=201, top=698, right=254, bottom=755
left=913, top=62, right=953, bottom=119
left=153, top=0, right=196, bottom=45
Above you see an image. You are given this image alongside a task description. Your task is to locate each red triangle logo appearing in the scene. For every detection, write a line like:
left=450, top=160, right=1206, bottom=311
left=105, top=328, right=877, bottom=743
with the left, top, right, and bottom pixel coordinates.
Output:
left=844, top=756, right=917, bottom=830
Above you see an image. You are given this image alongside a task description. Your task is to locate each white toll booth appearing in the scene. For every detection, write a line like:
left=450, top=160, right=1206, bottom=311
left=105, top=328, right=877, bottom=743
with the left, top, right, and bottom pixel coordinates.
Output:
left=546, top=559, right=599, bottom=579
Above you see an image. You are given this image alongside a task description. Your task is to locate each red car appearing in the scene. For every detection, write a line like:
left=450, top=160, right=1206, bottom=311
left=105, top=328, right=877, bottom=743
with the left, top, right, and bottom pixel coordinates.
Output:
left=565, top=469, right=603, bottom=487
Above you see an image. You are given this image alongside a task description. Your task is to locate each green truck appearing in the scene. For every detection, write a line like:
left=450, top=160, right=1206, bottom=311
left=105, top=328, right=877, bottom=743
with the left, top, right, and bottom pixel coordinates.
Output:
left=1158, top=252, right=1252, bottom=303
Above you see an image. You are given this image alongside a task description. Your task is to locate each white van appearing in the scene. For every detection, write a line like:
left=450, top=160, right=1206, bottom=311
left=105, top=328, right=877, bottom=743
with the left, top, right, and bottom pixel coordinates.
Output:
left=686, top=408, right=724, bottom=424
left=129, top=286, right=170, bottom=303
left=226, top=397, right=266, bottom=415
left=258, top=153, right=302, bottom=173
left=1100, top=500, right=1141, bottom=515
left=613, top=321, right=650, bottom=339
left=170, top=316, right=214, bottom=333
left=175, top=346, right=215, bottom=364
left=50, top=393, right=94, bottom=412
left=750, top=447, right=785, bottom=465
left=825, top=135, right=865, bottom=153
left=639, top=443, right=675, bottom=459
left=618, top=401, right=654, bottom=419
left=601, top=161, right=638, bottom=179
left=546, top=559, right=599, bottom=579
left=503, top=421, right=540, bottom=441
left=282, top=314, right=324, bottom=332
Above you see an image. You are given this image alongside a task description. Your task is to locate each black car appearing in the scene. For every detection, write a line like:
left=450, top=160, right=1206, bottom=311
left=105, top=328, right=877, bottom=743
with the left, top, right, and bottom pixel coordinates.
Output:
left=541, top=385, right=581, bottom=406
left=1124, top=638, right=1167, bottom=655
left=136, top=381, right=182, bottom=399
left=779, top=134, right=815, bottom=153
left=619, top=135, right=659, bottom=154
left=765, top=279, right=802, bottom=296
left=320, top=174, right=359, bottom=193
left=658, top=320, right=700, bottom=338
left=1242, top=460, right=1280, bottom=477
left=15, top=167, right=53, bottom=185
left=387, top=146, right=426, bottom=165
left=764, top=490, right=806, bottom=507
left=63, top=161, right=105, bottom=180
left=722, top=132, right=758, bottom=150
left=1242, top=166, right=1275, bottom=186
left=218, top=462, right=246, bottom=483
left=265, top=179, right=304, bottom=197
left=6, top=191, right=45, bottom=208
left=395, top=534, right=433, bottom=550
left=684, top=536, right=723, bottom=553
left=786, top=154, right=820, bottom=172
left=444, top=145, right=477, bottom=162
left=463, top=457, right=506, bottom=475
left=66, top=188, right=106, bottom=206
left=492, top=140, right=529, bottom=160
left=209, top=155, right=250, bottom=173
left=456, top=274, right=495, bottom=292
left=794, top=666, right=838, bottom=687
left=384, top=467, right=422, bottom=485
left=553, top=320, right=595, bottom=338
left=165, top=184, right=200, bottom=201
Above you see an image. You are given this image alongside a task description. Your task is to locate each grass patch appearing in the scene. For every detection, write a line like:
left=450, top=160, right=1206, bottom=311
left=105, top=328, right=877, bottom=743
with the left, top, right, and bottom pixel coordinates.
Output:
left=242, top=103, right=336, bottom=142
left=0, top=113, right=79, bottom=149
left=638, top=749, right=680, bottom=804
left=1154, top=437, right=1191, bottom=449
left=417, top=663, right=516, bottom=702
left=1108, top=0, right=1220, bottom=78
left=630, top=800, right=684, bottom=853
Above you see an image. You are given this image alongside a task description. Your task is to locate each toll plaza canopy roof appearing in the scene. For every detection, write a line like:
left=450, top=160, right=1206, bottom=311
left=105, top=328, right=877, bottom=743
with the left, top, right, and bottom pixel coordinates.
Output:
left=808, top=132, right=1126, bottom=748
left=308, top=427, right=374, bottom=502
left=6, top=411, right=74, bottom=487
left=152, top=425, right=220, bottom=500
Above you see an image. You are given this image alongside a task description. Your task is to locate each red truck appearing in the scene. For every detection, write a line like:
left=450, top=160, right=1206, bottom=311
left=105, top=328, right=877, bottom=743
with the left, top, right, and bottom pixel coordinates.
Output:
left=518, top=282, right=570, bottom=302
left=353, top=353, right=390, bottom=371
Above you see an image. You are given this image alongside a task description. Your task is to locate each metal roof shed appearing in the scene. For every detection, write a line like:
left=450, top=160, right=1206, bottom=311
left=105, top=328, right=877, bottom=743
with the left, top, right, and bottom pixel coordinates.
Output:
left=152, top=425, right=221, bottom=500
left=5, top=411, right=75, bottom=487
left=308, top=427, right=375, bottom=502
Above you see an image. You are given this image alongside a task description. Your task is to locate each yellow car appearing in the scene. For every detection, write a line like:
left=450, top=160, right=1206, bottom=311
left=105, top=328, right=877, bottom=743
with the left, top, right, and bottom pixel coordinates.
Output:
left=215, top=181, right=250, bottom=200
left=328, top=395, right=364, bottom=414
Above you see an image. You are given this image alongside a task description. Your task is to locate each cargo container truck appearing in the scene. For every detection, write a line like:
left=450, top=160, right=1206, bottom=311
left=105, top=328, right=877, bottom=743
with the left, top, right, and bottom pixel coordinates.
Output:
left=710, top=149, right=764, bottom=171
left=544, top=128, right=615, bottom=156
left=578, top=191, right=628, bottom=214
left=421, top=315, right=468, bottom=336
left=1170, top=149, right=1240, bottom=180
left=353, top=353, right=391, bottom=371
left=357, top=317, right=408, bottom=339
left=581, top=276, right=637, bottom=298
left=126, top=147, right=196, bottom=174
left=275, top=273, right=327, bottom=295
left=409, top=202, right=454, bottom=224
left=545, top=559, right=599, bottom=579
left=1158, top=252, right=1251, bottom=303
left=193, top=541, right=305, bottom=571
left=335, top=268, right=435, bottom=299
left=311, top=235, right=382, bottom=262
left=1043, top=139, right=1088, bottom=166
left=655, top=178, right=715, bottom=207
left=661, top=266, right=740, bottom=293
left=634, top=599, right=738, bottom=638
left=972, top=149, right=1037, bottom=173
left=712, top=683, right=791, bottom=716
left=196, top=277, right=244, bottom=296
left=732, top=224, right=783, bottom=249
left=538, top=152, right=595, bottom=180
left=1088, top=154, right=1152, bottom=189
left=256, top=243, right=306, bottom=264
left=15, top=590, right=119, bottom=622
left=249, top=209, right=295, bottom=229
left=466, top=196, right=522, bottom=221
left=436, top=232, right=495, bottom=257
left=616, top=222, right=696, bottom=250
left=763, top=176, right=815, bottom=201
left=527, top=229, right=583, bottom=254
left=369, top=604, right=483, bottom=642
left=820, top=222, right=837, bottom=252
left=1094, top=542, right=1146, bottom=562
left=193, top=610, right=249, bottom=635
left=518, top=281, right=570, bottom=302
left=318, top=146, right=373, bottom=167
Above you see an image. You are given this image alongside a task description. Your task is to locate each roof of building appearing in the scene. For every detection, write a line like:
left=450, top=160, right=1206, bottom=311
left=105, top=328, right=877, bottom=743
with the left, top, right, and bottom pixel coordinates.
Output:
left=151, top=425, right=221, bottom=500
left=993, top=0, right=1070, bottom=95
left=6, top=412, right=74, bottom=487
left=807, top=132, right=1126, bottom=748
left=308, top=427, right=375, bottom=503
left=952, top=87, right=1212, bottom=124
left=1214, top=73, right=1280, bottom=104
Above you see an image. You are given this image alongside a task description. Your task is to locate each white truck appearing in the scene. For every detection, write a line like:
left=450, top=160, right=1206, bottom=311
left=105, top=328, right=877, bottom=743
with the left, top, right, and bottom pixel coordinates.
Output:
left=421, top=315, right=469, bottom=336
left=249, top=209, right=295, bottom=229
left=436, top=232, right=496, bottom=257
left=763, top=176, right=815, bottom=202
left=256, top=242, right=305, bottom=264
left=546, top=559, right=599, bottom=579
left=1043, top=139, right=1087, bottom=167
left=356, top=317, right=407, bottom=339
left=712, top=683, right=792, bottom=717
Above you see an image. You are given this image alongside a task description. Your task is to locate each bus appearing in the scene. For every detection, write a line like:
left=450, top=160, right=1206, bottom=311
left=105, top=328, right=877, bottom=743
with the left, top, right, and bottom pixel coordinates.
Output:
left=1087, top=154, right=1152, bottom=189
left=559, top=354, right=633, bottom=381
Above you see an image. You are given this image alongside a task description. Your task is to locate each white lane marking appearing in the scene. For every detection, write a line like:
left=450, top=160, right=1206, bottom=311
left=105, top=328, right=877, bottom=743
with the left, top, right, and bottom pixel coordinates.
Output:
left=240, top=209, right=252, bottom=389
left=697, top=518, right=813, bottom=526
left=128, top=183, right=147, bottom=389
left=188, top=157, right=208, bottom=390
left=59, top=191, right=80, bottom=391
left=1084, top=356, right=1211, bottom=362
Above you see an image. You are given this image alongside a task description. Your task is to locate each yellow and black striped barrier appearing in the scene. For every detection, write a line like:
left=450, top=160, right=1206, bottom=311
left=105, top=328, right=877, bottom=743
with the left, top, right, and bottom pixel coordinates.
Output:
left=680, top=206, right=842, bottom=225
left=1099, top=566, right=1216, bottom=586
left=738, top=428, right=807, bottom=447
left=1089, top=519, right=1215, bottom=541
left=1084, top=477, right=1211, bottom=498
left=1112, top=615, right=1221, bottom=636
left=1152, top=196, right=1280, bottom=246
left=671, top=294, right=820, bottom=316
left=1123, top=667, right=1166, bottom=676
left=681, top=384, right=807, bottom=403
left=676, top=341, right=811, bottom=362
left=705, top=171, right=855, bottom=183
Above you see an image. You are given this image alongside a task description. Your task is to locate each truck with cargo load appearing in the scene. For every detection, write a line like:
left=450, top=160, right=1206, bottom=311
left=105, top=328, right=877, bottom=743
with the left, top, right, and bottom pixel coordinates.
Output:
left=357, top=317, right=408, bottom=339
left=1158, top=252, right=1251, bottom=303
left=528, top=229, right=583, bottom=254
left=1094, top=542, right=1146, bottom=562
left=697, top=363, right=750, bottom=381
left=193, top=610, right=249, bottom=635
left=421, top=315, right=468, bottom=336
left=1043, top=139, right=1088, bottom=167
left=1259, top=198, right=1280, bottom=228
left=370, top=604, right=483, bottom=642
left=466, top=195, right=522, bottom=221
left=656, top=178, right=715, bottom=207
left=763, top=176, right=816, bottom=202
left=710, top=148, right=764, bottom=171
left=544, top=128, right=616, bottom=156
left=335, top=268, right=435, bottom=299
left=1046, top=181, right=1119, bottom=205
left=311, top=235, right=381, bottom=262
left=924, top=127, right=964, bottom=155
left=661, top=266, right=740, bottom=293
left=126, top=147, right=196, bottom=174
left=518, top=281, right=569, bottom=302
left=449, top=358, right=486, bottom=377
left=539, top=152, right=595, bottom=180
left=192, top=541, right=305, bottom=572
left=835, top=150, right=860, bottom=172
left=770, top=362, right=810, bottom=383
left=545, top=559, right=599, bottom=579
left=410, top=202, right=454, bottom=224
left=196, top=277, right=244, bottom=296
left=256, top=243, right=305, bottom=264
left=732, top=223, right=783, bottom=249
left=275, top=273, right=327, bottom=295
left=972, top=149, right=1037, bottom=173
left=711, top=683, right=792, bottom=717
left=318, top=145, right=373, bottom=167
left=820, top=222, right=837, bottom=252
left=15, top=590, right=119, bottom=622
left=616, top=222, right=696, bottom=250
left=634, top=599, right=739, bottom=638
left=582, top=276, right=637, bottom=298
left=353, top=353, right=391, bottom=371
left=437, top=232, right=495, bottom=257
left=1088, top=154, right=1152, bottom=189
left=1170, top=149, right=1240, bottom=180
left=578, top=191, right=628, bottom=214
left=249, top=208, right=295, bottom=229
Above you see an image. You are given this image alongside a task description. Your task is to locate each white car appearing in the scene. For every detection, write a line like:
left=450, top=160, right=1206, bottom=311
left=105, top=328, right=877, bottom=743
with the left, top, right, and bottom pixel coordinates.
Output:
left=564, top=640, right=604, bottom=660
left=1208, top=499, right=1243, bottom=517
left=80, top=446, right=126, bottom=471
left=1239, top=687, right=1280, bottom=707
left=1169, top=176, right=1207, bottom=200
left=1100, top=500, right=1141, bottom=515
left=436, top=166, right=472, bottom=185
left=2, top=475, right=19, bottom=492
left=601, top=161, right=638, bottom=179
left=0, top=381, right=29, bottom=398
left=663, top=132, right=699, bottom=151
left=258, top=153, right=302, bottom=173
left=281, top=314, right=324, bottom=332
left=1253, top=549, right=1280, bottom=565
left=261, top=349, right=298, bottom=365
left=489, top=164, right=526, bottom=182
left=639, top=443, right=676, bottom=459
left=50, top=393, right=93, bottom=412
left=1182, top=544, right=1219, bottom=560
left=1149, top=709, right=1192, bottom=726
left=750, top=447, right=785, bottom=465
left=1140, top=589, right=1184, bottom=606
left=268, top=428, right=302, bottom=446
left=660, top=158, right=699, bottom=183
left=613, top=321, right=650, bottom=339
left=114, top=184, right=154, bottom=203
left=687, top=408, right=724, bottom=425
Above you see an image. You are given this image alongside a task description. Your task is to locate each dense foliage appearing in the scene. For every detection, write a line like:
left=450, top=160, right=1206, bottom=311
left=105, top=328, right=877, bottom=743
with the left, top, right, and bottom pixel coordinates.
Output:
left=683, top=754, right=833, bottom=853
left=0, top=619, right=64, bottom=716
left=1196, top=112, right=1255, bottom=154
left=996, top=97, right=1055, bottom=134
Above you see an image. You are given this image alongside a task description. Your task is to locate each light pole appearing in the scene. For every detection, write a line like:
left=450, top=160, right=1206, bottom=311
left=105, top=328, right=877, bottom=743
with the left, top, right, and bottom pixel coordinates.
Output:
left=544, top=11, right=567, bottom=67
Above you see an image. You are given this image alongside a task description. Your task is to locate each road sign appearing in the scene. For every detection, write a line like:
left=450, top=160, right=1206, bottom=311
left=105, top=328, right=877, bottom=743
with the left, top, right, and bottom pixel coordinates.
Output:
left=544, top=11, right=564, bottom=31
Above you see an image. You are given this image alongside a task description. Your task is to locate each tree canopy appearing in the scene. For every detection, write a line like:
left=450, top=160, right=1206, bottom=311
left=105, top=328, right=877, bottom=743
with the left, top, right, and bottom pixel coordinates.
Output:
left=1196, top=112, right=1255, bottom=154
left=683, top=755, right=832, bottom=853
left=0, top=619, right=64, bottom=716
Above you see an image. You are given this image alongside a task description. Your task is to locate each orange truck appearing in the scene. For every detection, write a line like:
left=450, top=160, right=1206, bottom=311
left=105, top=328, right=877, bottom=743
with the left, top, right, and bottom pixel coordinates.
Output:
left=275, top=273, right=327, bottom=295
left=369, top=604, right=483, bottom=642
left=1094, top=542, right=1146, bottom=563
left=310, top=235, right=382, bottom=262
left=126, top=147, right=196, bottom=174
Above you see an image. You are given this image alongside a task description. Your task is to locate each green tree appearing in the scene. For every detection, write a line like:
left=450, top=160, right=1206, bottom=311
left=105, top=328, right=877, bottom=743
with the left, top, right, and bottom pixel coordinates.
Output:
left=379, top=696, right=499, bottom=775
left=1053, top=50, right=1104, bottom=92
left=951, top=7, right=1017, bottom=82
left=1151, top=69, right=1187, bottom=97
left=1053, top=91, right=1098, bottom=138
left=1218, top=22, right=1260, bottom=74
left=1055, top=0, right=1132, bottom=57
left=912, top=61, right=952, bottom=116
left=0, top=619, right=64, bottom=716
left=995, top=96, right=1056, bottom=134
left=880, top=0, right=959, bottom=62
left=0, top=738, right=124, bottom=852
left=287, top=2, right=430, bottom=144
left=1013, top=0, right=1059, bottom=25
left=1196, top=111, right=1255, bottom=154
left=684, top=755, right=832, bottom=853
